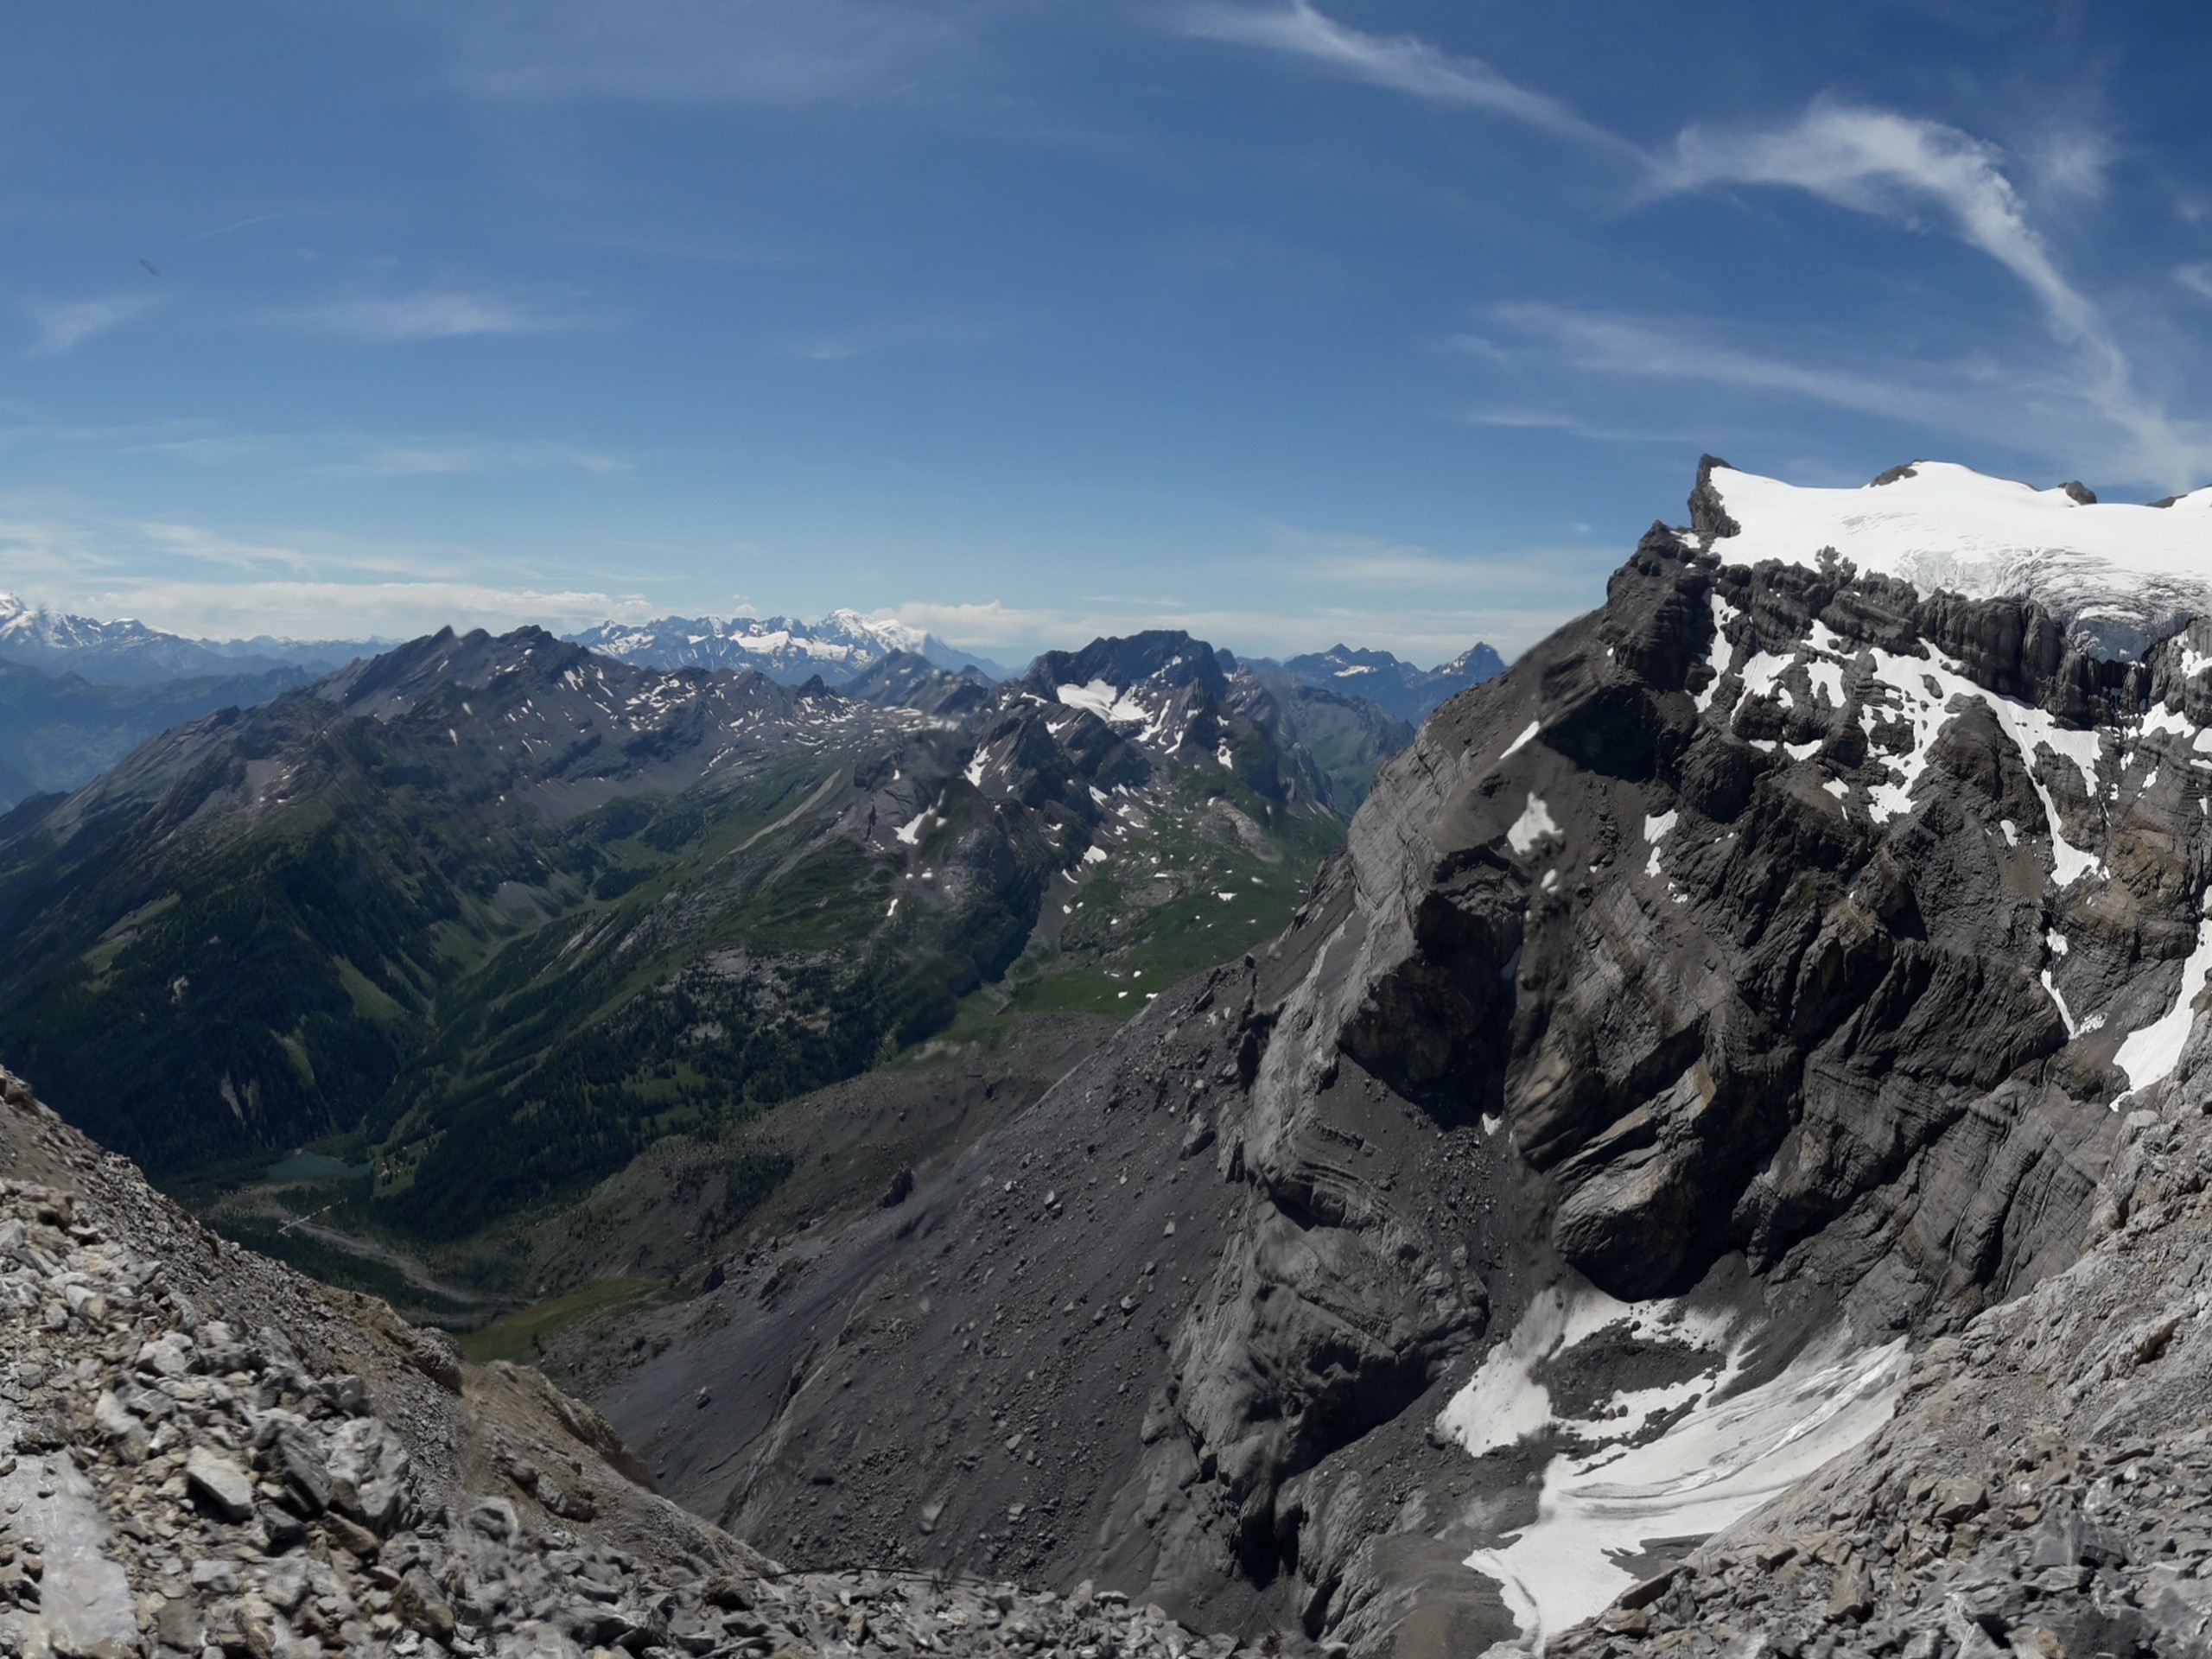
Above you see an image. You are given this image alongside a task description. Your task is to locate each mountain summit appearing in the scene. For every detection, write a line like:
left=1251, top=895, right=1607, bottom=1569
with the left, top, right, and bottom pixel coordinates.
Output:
left=0, top=592, right=375, bottom=684
left=1697, top=456, right=2212, bottom=658
left=1268, top=642, right=1504, bottom=722
left=0, top=619, right=1346, bottom=1236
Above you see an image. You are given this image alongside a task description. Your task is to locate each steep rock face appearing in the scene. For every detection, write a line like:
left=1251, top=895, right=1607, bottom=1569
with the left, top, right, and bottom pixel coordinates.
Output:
left=1554, top=1031, right=2212, bottom=1658
left=604, top=461, right=2212, bottom=1656
left=1226, top=674, right=1414, bottom=816
left=841, top=649, right=996, bottom=718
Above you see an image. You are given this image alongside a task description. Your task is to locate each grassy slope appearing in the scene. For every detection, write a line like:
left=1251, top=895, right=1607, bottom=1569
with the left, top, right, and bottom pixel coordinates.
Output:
left=995, top=771, right=1340, bottom=1018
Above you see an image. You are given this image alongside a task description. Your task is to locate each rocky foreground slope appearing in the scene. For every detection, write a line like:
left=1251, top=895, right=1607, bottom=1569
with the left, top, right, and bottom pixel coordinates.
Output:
left=583, top=458, right=2212, bottom=1656
left=0, top=1065, right=1243, bottom=1659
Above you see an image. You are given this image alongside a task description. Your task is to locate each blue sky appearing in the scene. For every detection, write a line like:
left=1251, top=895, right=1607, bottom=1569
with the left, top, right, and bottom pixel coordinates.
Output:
left=3, top=1, right=2209, bottom=664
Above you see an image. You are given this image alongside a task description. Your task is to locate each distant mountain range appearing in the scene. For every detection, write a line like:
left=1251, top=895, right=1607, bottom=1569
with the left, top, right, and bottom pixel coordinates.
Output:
left=0, top=590, right=1503, bottom=815
left=1245, top=641, right=1506, bottom=722
left=566, top=609, right=1007, bottom=683
left=0, top=594, right=386, bottom=809
left=0, top=591, right=378, bottom=685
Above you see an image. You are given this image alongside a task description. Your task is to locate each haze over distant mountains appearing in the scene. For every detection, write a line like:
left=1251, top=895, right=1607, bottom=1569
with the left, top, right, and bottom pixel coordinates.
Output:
left=1, top=588, right=1503, bottom=699
left=1247, top=640, right=1507, bottom=723
left=0, top=591, right=379, bottom=685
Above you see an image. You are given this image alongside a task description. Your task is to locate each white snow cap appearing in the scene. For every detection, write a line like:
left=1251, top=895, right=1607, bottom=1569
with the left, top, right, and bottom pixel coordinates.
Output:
left=1704, top=461, right=2212, bottom=659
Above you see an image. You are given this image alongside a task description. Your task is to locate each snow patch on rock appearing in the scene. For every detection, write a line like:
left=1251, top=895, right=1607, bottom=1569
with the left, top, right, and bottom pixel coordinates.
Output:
left=1507, top=793, right=1560, bottom=856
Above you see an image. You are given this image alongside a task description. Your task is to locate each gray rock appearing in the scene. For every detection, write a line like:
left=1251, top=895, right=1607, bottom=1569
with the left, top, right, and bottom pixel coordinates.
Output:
left=393, top=1565, right=457, bottom=1642
left=184, top=1445, right=256, bottom=1522
left=253, top=1408, right=329, bottom=1516
left=326, top=1416, right=410, bottom=1535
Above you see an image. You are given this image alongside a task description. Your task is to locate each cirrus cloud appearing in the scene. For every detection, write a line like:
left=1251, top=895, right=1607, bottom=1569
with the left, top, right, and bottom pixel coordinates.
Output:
left=22, top=292, right=163, bottom=357
left=1188, top=4, right=2203, bottom=486
left=281, top=289, right=601, bottom=343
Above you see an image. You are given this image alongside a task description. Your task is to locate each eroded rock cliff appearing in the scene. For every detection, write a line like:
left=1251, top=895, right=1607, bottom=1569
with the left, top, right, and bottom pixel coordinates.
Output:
left=592, top=461, right=2212, bottom=1656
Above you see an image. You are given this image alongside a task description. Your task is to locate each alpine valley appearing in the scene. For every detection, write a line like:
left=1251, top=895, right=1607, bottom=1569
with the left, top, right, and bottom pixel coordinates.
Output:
left=11, top=459, right=2212, bottom=1659
left=0, top=616, right=1450, bottom=1269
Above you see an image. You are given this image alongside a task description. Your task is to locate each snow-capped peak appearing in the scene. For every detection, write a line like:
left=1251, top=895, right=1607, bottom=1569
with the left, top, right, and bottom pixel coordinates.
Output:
left=568, top=608, right=989, bottom=685
left=822, top=607, right=929, bottom=656
left=1703, top=461, right=2212, bottom=658
left=0, top=592, right=161, bottom=650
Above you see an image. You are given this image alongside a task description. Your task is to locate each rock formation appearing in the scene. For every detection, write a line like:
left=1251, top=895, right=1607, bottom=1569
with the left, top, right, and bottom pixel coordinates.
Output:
left=592, top=460, right=2212, bottom=1656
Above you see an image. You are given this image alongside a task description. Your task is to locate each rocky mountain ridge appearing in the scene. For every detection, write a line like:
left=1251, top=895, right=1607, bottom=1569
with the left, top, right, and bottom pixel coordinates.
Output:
left=0, top=620, right=1346, bottom=1255
left=1253, top=644, right=1505, bottom=724
left=1698, top=459, right=2212, bottom=660
left=577, top=456, right=2212, bottom=1658
left=0, top=658, right=318, bottom=812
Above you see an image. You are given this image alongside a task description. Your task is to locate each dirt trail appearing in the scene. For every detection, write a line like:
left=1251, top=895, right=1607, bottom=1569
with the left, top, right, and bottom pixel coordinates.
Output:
left=224, top=1189, right=505, bottom=1308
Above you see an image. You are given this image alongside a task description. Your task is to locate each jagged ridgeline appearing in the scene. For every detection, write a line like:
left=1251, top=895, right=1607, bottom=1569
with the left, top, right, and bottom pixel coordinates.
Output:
left=0, top=626, right=1382, bottom=1235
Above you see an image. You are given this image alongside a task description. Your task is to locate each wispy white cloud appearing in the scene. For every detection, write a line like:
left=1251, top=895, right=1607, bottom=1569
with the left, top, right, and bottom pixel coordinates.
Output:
left=22, top=292, right=162, bottom=357
left=131, top=521, right=325, bottom=576
left=282, top=289, right=596, bottom=343
left=887, top=537, right=1577, bottom=661
left=1189, top=9, right=2202, bottom=486
left=1656, top=103, right=2097, bottom=353
left=1650, top=100, right=2199, bottom=483
left=73, top=578, right=662, bottom=643
left=1, top=492, right=1544, bottom=661
left=2024, top=126, right=2119, bottom=205
left=891, top=593, right=1557, bottom=664
left=0, top=418, right=632, bottom=482
left=0, top=515, right=117, bottom=584
left=54, top=423, right=634, bottom=480
left=339, top=438, right=634, bottom=479
left=1180, top=1, right=1637, bottom=159
left=1463, top=408, right=1682, bottom=445
left=2178, top=264, right=2212, bottom=302
left=1478, top=304, right=1956, bottom=426
left=188, top=210, right=287, bottom=243
left=0, top=499, right=664, bottom=640
left=782, top=315, right=1002, bottom=364
left=1478, top=303, right=2212, bottom=487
